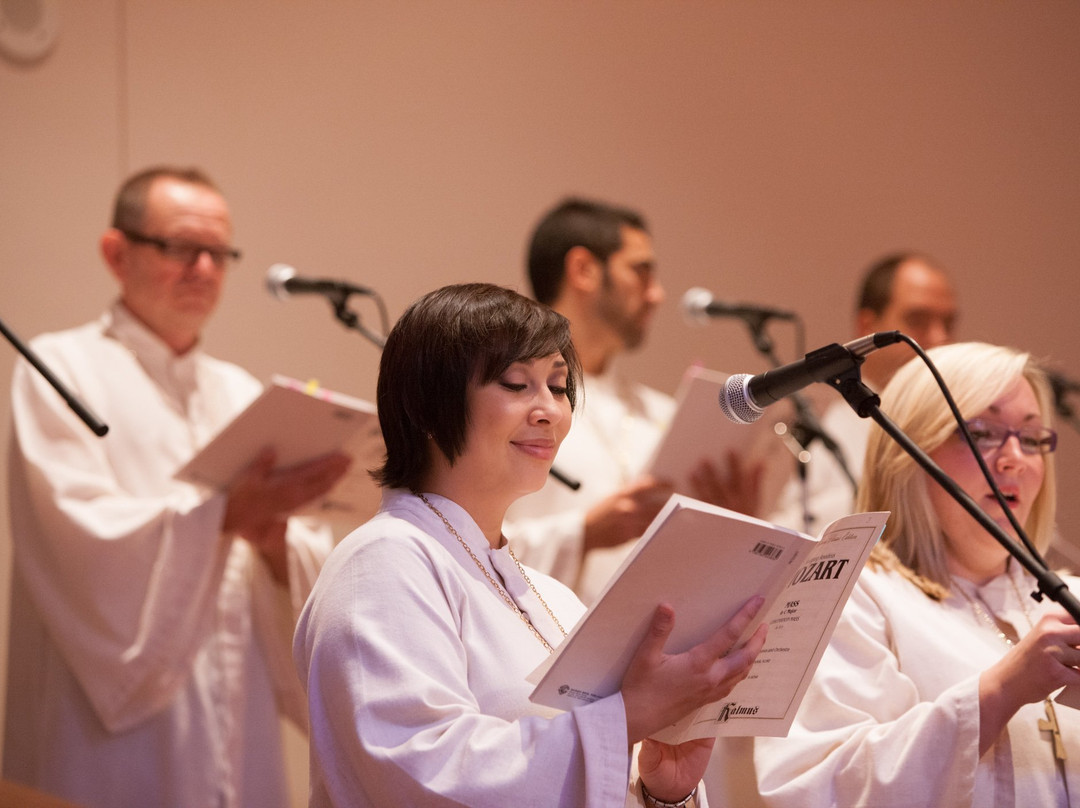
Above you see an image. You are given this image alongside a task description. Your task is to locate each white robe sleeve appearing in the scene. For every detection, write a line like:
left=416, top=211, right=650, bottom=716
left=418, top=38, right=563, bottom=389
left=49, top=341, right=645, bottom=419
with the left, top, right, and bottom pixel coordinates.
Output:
left=10, top=346, right=331, bottom=734
left=251, top=517, right=333, bottom=731
left=753, top=579, right=982, bottom=808
left=10, top=356, right=241, bottom=732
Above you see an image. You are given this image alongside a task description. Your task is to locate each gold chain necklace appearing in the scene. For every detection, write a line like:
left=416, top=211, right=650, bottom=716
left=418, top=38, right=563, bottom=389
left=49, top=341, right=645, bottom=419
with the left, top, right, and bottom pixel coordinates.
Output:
left=417, top=493, right=567, bottom=653
left=954, top=574, right=1068, bottom=762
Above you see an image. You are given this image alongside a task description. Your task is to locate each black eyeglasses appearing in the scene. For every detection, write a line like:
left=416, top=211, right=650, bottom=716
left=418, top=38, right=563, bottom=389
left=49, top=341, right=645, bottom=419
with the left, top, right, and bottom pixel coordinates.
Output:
left=962, top=418, right=1058, bottom=456
left=120, top=229, right=242, bottom=268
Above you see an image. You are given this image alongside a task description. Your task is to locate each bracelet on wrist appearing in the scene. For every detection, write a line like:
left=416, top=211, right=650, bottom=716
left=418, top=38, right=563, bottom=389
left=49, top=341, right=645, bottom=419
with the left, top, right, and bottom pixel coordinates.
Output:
left=640, top=781, right=698, bottom=808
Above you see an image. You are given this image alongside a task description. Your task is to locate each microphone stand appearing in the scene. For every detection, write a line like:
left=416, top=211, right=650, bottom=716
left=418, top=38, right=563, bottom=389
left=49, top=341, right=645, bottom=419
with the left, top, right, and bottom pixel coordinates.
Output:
left=738, top=313, right=856, bottom=533
left=0, top=313, right=108, bottom=437
left=326, top=290, right=387, bottom=349
left=828, top=366, right=1080, bottom=622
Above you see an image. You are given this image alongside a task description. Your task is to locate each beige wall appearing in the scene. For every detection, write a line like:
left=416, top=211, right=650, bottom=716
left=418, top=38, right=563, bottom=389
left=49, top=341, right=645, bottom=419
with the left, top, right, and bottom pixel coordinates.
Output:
left=2, top=1, right=1079, bottom=803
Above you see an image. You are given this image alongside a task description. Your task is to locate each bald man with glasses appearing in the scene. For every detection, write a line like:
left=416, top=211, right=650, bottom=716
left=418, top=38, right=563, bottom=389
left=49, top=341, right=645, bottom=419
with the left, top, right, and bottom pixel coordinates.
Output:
left=4, top=166, right=350, bottom=808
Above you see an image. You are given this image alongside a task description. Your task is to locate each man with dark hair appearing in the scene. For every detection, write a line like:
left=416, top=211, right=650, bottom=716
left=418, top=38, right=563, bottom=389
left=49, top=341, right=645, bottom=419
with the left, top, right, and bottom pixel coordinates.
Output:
left=526, top=197, right=649, bottom=307
left=768, top=251, right=959, bottom=532
left=505, top=197, right=752, bottom=603
left=5, top=166, right=350, bottom=807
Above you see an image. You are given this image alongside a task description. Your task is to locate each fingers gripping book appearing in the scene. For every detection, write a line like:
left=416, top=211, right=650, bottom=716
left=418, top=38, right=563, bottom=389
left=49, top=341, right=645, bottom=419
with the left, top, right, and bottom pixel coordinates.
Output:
left=174, top=375, right=384, bottom=523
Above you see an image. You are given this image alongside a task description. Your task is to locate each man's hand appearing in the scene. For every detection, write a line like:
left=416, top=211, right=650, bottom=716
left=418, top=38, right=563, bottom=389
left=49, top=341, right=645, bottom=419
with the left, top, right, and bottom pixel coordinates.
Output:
left=223, top=448, right=351, bottom=583
left=583, top=476, right=674, bottom=553
left=688, top=451, right=764, bottom=517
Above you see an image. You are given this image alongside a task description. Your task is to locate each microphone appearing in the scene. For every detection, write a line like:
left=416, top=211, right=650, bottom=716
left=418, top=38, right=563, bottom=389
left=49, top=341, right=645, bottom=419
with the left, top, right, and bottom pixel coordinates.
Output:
left=719, top=331, right=903, bottom=424
left=682, top=287, right=797, bottom=324
left=266, top=264, right=374, bottom=301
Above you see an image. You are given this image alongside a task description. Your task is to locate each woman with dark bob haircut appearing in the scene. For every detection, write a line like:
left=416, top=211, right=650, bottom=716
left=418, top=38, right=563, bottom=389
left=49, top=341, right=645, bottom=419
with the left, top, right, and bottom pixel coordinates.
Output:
left=294, top=283, right=766, bottom=807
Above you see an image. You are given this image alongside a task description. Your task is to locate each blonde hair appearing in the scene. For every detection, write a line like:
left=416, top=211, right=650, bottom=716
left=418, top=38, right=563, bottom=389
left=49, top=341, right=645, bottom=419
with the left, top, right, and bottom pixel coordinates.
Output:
left=857, top=342, right=1057, bottom=597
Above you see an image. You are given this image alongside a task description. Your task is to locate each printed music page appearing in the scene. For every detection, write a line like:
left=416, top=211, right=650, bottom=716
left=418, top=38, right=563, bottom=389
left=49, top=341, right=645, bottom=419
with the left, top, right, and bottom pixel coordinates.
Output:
left=175, top=375, right=384, bottom=523
left=528, top=495, right=888, bottom=742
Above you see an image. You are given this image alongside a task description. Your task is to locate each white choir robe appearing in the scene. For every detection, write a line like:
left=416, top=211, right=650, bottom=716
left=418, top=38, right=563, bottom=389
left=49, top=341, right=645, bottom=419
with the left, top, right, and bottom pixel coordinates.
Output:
left=5, top=302, right=332, bottom=808
left=751, top=562, right=1080, bottom=808
left=295, top=489, right=711, bottom=807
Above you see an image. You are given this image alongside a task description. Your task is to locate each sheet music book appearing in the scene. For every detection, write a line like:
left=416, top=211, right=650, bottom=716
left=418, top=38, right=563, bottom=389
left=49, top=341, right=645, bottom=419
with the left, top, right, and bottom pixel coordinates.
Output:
left=528, top=495, right=888, bottom=742
left=175, top=375, right=384, bottom=522
left=646, top=365, right=795, bottom=513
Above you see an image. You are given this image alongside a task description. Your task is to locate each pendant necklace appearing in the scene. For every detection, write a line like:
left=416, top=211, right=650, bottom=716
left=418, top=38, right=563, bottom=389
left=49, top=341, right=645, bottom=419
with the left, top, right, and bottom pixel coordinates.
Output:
left=954, top=574, right=1068, bottom=764
left=418, top=493, right=567, bottom=653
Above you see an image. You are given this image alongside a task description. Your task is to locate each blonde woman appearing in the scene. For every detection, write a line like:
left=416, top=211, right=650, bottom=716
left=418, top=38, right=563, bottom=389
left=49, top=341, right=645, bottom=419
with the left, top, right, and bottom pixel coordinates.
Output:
left=755, top=342, right=1080, bottom=807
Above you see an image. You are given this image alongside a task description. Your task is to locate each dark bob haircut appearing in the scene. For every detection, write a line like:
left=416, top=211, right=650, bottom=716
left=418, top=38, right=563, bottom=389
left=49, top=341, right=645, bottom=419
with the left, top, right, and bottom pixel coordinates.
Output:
left=374, top=283, right=582, bottom=491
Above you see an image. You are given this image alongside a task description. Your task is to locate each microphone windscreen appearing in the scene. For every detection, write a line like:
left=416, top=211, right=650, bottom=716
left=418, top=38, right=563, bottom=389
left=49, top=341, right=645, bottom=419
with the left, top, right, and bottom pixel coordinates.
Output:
left=266, top=264, right=297, bottom=300
left=718, top=373, right=763, bottom=424
left=681, top=287, right=713, bottom=325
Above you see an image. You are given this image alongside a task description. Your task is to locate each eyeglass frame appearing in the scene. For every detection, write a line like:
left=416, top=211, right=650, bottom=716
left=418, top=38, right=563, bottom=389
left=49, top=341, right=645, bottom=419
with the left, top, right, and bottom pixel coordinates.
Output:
left=961, top=417, right=1058, bottom=456
left=119, top=229, right=242, bottom=268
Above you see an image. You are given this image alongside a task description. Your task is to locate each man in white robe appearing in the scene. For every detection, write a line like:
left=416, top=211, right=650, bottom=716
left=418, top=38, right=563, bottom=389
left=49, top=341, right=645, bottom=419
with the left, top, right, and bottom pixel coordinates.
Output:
left=505, top=197, right=758, bottom=604
left=4, top=166, right=349, bottom=808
